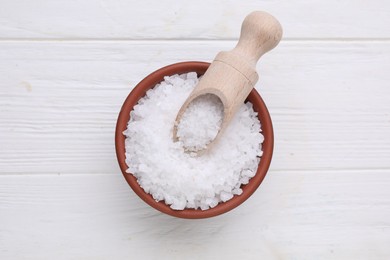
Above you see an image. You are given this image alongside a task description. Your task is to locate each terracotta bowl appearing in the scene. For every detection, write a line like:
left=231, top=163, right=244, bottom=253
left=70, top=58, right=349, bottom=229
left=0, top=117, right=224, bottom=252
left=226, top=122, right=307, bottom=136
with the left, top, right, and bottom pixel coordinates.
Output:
left=115, top=61, right=274, bottom=219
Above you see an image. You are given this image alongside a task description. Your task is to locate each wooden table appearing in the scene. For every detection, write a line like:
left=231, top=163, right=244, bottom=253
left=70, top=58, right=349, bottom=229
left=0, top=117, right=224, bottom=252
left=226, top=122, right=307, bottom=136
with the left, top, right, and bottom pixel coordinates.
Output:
left=1, top=1, right=389, bottom=259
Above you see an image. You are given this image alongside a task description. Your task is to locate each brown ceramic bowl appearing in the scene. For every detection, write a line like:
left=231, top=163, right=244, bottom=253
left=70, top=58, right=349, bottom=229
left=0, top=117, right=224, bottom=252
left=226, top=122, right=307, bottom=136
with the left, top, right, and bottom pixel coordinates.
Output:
left=115, top=61, right=273, bottom=219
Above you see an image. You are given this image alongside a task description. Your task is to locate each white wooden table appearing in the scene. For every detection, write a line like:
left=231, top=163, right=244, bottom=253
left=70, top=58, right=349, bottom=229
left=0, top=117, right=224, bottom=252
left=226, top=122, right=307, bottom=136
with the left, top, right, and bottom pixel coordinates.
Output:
left=1, top=1, right=389, bottom=259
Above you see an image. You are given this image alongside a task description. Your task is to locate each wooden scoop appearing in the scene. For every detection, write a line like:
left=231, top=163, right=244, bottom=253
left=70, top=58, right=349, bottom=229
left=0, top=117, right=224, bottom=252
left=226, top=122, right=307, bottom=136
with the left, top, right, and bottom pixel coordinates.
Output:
left=173, top=11, right=283, bottom=152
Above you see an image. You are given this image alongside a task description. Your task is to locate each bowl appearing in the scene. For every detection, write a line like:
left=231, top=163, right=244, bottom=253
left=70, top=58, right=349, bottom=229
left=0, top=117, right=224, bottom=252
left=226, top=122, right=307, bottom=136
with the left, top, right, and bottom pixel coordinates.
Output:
left=115, top=61, right=274, bottom=219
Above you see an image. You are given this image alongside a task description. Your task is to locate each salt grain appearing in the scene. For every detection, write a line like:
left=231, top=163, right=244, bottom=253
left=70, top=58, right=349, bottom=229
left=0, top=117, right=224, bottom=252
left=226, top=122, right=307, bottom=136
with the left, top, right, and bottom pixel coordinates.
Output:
left=177, top=94, right=224, bottom=151
left=123, top=72, right=264, bottom=210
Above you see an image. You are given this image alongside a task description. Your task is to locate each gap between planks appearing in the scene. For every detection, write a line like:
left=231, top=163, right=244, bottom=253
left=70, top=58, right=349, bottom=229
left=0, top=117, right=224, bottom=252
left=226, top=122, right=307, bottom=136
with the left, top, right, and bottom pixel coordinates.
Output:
left=0, top=38, right=390, bottom=43
left=1, top=168, right=390, bottom=177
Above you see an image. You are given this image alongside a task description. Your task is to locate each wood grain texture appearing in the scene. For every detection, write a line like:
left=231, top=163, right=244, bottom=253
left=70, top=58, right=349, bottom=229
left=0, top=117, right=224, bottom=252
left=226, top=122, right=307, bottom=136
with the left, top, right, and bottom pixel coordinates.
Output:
left=1, top=41, right=389, bottom=174
left=0, top=0, right=389, bottom=40
left=1, top=1, right=390, bottom=259
left=1, top=172, right=389, bottom=260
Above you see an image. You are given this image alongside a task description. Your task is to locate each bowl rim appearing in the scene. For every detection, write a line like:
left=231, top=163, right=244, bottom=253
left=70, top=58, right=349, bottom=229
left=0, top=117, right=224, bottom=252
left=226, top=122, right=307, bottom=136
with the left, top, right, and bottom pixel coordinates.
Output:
left=115, top=61, right=274, bottom=219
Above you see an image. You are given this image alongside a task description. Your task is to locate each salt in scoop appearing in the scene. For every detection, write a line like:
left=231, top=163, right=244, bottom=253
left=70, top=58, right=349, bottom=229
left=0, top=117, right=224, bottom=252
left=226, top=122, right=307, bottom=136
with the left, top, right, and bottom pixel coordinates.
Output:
left=173, top=11, right=282, bottom=153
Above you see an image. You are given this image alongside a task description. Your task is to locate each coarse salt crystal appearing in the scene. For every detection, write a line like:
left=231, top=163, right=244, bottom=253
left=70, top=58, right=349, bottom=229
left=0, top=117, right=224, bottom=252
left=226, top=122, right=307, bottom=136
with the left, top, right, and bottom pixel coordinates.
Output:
left=123, top=73, right=264, bottom=210
left=177, top=94, right=224, bottom=151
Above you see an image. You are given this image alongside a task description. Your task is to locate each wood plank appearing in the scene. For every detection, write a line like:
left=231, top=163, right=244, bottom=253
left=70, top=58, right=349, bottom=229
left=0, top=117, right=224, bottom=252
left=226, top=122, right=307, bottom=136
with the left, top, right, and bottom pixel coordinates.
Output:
left=0, top=41, right=390, bottom=175
left=0, top=0, right=389, bottom=39
left=0, top=172, right=389, bottom=259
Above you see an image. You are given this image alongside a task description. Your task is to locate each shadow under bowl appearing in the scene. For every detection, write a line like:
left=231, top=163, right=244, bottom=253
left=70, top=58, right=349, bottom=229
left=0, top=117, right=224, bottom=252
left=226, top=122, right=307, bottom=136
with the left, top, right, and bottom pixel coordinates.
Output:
left=115, top=61, right=274, bottom=219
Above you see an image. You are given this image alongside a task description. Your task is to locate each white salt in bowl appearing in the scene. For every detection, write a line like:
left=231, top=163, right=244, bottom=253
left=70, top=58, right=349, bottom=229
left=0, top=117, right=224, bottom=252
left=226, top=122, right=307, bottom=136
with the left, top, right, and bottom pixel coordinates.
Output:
left=115, top=62, right=274, bottom=219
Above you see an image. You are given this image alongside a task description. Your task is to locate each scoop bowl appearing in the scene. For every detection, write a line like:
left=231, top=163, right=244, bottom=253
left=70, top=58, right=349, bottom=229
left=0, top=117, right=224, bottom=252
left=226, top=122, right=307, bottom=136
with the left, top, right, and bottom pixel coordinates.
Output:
left=115, top=61, right=274, bottom=219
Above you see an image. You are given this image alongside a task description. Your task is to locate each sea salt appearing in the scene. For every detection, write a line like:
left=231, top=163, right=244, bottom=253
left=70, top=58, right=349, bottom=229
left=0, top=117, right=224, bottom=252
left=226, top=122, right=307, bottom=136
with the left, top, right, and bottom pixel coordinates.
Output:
left=176, top=94, right=224, bottom=152
left=123, top=72, right=264, bottom=210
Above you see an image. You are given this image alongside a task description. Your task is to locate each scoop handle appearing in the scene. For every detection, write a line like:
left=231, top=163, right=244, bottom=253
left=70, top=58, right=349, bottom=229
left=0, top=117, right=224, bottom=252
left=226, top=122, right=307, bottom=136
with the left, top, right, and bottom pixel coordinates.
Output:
left=231, top=11, right=283, bottom=67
